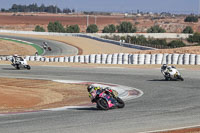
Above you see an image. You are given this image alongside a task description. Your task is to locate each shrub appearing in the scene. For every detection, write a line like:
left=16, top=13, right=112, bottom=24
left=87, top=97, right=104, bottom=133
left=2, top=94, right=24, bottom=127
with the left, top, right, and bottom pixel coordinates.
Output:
left=34, top=25, right=45, bottom=32
left=147, top=25, right=166, bottom=33
left=47, top=21, right=65, bottom=33
left=102, top=24, right=116, bottom=33
left=117, top=22, right=137, bottom=33
left=187, top=32, right=200, bottom=43
left=65, top=24, right=80, bottom=33
left=182, top=26, right=193, bottom=33
left=168, top=40, right=186, bottom=48
left=86, top=24, right=98, bottom=33
left=184, top=16, right=198, bottom=22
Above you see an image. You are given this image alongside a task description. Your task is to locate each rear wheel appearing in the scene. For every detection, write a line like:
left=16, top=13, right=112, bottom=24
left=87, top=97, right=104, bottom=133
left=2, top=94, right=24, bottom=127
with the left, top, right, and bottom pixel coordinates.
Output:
left=16, top=64, right=20, bottom=70
left=116, top=97, right=125, bottom=108
left=96, top=98, right=109, bottom=110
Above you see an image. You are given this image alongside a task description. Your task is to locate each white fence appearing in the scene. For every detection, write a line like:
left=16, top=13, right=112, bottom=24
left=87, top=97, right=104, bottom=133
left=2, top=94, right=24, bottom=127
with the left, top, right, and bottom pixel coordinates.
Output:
left=1, top=53, right=200, bottom=65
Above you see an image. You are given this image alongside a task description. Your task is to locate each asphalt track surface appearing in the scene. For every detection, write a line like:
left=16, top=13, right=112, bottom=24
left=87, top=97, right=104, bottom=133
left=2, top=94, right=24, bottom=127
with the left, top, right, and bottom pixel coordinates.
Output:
left=0, top=65, right=200, bottom=133
left=0, top=34, right=78, bottom=56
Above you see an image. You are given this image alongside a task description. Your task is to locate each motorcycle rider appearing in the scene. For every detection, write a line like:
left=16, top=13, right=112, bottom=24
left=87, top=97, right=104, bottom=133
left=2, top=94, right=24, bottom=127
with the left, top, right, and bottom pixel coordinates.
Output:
left=43, top=42, right=48, bottom=49
left=87, top=85, right=114, bottom=103
left=11, top=54, right=19, bottom=64
left=161, top=64, right=176, bottom=78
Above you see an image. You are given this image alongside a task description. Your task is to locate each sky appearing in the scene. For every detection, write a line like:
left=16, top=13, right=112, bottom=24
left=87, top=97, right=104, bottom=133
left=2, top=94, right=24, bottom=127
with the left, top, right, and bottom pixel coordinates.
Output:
left=0, top=0, right=199, bottom=14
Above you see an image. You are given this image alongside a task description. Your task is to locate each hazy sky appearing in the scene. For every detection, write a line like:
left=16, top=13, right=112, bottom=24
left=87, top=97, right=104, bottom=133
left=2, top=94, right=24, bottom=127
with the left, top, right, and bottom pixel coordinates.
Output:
left=0, top=0, right=198, bottom=14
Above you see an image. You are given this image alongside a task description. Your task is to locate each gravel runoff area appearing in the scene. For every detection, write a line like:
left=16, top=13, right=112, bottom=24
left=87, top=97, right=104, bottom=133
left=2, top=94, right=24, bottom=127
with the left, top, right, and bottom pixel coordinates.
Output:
left=0, top=77, right=89, bottom=113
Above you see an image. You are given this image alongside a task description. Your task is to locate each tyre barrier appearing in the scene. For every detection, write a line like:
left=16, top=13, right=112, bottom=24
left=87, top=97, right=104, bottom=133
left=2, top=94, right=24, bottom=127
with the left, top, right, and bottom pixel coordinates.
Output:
left=1, top=53, right=200, bottom=65
left=145, top=54, right=151, bottom=64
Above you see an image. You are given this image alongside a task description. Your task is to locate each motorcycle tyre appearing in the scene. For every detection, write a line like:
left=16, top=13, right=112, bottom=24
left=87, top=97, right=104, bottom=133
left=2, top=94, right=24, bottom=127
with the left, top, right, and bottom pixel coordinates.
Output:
left=26, top=65, right=31, bottom=70
left=96, top=98, right=109, bottom=110
left=116, top=97, right=125, bottom=108
left=177, top=75, right=184, bottom=81
left=16, top=64, right=20, bottom=70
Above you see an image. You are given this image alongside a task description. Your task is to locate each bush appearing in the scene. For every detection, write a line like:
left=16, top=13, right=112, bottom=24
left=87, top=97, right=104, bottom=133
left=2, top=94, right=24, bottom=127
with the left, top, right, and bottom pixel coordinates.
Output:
left=65, top=25, right=80, bottom=33
left=168, top=40, right=186, bottom=48
left=117, top=22, right=137, bottom=33
left=34, top=25, right=45, bottom=32
left=182, top=26, right=193, bottom=33
left=102, top=24, right=116, bottom=33
left=47, top=21, right=65, bottom=33
left=184, top=16, right=198, bottom=22
left=86, top=24, right=98, bottom=33
left=147, top=25, right=166, bottom=33
left=187, top=32, right=200, bottom=43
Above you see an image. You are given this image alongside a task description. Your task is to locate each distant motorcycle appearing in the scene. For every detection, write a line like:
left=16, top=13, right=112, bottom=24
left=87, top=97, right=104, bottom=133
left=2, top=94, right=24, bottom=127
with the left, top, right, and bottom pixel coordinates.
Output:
left=161, top=64, right=184, bottom=81
left=11, top=57, right=31, bottom=70
left=92, top=88, right=125, bottom=110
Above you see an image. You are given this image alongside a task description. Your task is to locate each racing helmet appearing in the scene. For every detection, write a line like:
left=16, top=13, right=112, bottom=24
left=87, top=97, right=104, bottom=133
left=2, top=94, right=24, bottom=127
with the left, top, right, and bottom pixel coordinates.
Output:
left=87, top=85, right=94, bottom=93
left=13, top=54, right=18, bottom=57
left=161, top=64, right=167, bottom=70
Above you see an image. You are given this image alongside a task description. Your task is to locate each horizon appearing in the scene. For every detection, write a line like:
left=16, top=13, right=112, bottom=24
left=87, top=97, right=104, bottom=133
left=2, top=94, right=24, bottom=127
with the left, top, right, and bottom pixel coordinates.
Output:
left=0, top=0, right=199, bottom=14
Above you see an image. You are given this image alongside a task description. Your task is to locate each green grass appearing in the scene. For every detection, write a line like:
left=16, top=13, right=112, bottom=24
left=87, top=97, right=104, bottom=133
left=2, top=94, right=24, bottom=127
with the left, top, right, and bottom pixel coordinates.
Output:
left=0, top=38, right=44, bottom=55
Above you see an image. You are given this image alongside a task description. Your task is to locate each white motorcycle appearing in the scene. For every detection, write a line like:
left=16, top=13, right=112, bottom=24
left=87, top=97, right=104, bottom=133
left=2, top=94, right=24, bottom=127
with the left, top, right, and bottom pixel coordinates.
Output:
left=10, top=57, right=31, bottom=70
left=161, top=65, right=184, bottom=81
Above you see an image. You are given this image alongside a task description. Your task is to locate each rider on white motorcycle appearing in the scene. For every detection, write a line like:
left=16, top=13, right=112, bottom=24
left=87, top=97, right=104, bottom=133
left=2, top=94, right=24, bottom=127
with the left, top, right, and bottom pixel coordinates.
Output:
left=161, top=64, right=183, bottom=81
left=10, top=54, right=30, bottom=70
left=161, top=64, right=176, bottom=77
left=11, top=54, right=19, bottom=64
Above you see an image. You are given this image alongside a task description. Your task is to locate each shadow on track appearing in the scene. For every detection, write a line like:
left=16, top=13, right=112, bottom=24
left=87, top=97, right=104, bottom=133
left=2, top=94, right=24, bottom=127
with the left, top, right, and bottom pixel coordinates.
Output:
left=68, top=107, right=99, bottom=111
left=1, top=68, right=17, bottom=70
left=148, top=79, right=180, bottom=81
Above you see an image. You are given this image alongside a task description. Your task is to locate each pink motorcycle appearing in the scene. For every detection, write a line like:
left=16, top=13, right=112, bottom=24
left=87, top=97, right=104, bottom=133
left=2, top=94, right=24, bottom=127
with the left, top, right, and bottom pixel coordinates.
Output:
left=92, top=89, right=125, bottom=110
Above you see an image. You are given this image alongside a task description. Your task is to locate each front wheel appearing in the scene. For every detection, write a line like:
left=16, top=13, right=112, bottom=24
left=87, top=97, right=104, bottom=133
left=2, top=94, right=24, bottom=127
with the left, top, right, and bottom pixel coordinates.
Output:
left=26, top=65, right=31, bottom=70
left=177, top=75, right=184, bottom=81
left=96, top=98, right=109, bottom=110
left=116, top=97, right=125, bottom=108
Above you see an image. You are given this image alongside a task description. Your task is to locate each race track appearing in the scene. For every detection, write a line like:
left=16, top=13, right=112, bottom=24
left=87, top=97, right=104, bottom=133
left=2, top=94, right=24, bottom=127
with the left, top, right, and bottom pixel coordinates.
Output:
left=0, top=35, right=78, bottom=56
left=0, top=65, right=200, bottom=133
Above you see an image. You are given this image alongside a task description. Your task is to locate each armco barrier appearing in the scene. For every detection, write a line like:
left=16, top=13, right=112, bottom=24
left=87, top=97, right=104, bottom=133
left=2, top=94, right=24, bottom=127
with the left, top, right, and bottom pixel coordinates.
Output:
left=1, top=53, right=200, bottom=65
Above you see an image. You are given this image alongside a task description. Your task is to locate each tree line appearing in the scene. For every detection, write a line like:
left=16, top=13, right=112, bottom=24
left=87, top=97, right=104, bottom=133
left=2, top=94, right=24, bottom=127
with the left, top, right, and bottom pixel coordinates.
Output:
left=1, top=4, right=75, bottom=14
left=34, top=20, right=194, bottom=34
left=103, top=35, right=186, bottom=49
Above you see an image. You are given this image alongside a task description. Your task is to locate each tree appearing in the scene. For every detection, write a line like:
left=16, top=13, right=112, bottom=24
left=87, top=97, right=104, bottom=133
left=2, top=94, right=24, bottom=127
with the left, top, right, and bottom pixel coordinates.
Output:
left=182, top=26, right=193, bottom=34
left=34, top=25, right=45, bottom=32
left=168, top=40, right=186, bottom=48
left=117, top=22, right=137, bottom=33
left=47, top=21, right=65, bottom=32
left=184, top=16, right=198, bottom=23
left=147, top=25, right=166, bottom=33
left=65, top=25, right=80, bottom=33
left=102, top=24, right=116, bottom=33
left=86, top=24, right=98, bottom=33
